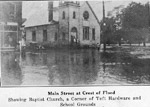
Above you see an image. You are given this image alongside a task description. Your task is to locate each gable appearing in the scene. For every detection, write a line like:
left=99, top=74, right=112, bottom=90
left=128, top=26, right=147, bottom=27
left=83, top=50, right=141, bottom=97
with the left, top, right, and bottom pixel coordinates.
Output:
left=86, top=1, right=101, bottom=26
left=80, top=1, right=101, bottom=26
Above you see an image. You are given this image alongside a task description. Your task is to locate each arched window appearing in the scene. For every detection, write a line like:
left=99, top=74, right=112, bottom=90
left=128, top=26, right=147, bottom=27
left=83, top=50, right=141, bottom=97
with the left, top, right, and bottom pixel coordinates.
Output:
left=62, top=11, right=65, bottom=19
left=71, top=27, right=77, bottom=32
left=73, top=11, right=76, bottom=19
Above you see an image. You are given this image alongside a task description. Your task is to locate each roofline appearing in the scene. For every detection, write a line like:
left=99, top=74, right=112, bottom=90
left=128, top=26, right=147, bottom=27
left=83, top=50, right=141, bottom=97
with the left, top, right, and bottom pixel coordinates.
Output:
left=25, top=20, right=59, bottom=28
left=25, top=23, right=59, bottom=28
left=86, top=1, right=100, bottom=26
left=25, top=24, right=50, bottom=28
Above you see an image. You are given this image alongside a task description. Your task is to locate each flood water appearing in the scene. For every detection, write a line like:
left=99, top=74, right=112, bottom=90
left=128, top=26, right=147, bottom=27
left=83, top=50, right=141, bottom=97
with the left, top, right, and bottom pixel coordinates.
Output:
left=1, top=47, right=150, bottom=86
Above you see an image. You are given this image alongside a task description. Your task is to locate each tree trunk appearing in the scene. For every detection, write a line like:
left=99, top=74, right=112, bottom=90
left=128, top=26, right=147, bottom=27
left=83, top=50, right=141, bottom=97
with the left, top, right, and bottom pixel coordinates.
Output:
left=119, top=41, right=121, bottom=46
left=103, top=33, right=106, bottom=52
left=103, top=42, right=106, bottom=52
left=143, top=41, right=146, bottom=47
left=138, top=42, right=140, bottom=46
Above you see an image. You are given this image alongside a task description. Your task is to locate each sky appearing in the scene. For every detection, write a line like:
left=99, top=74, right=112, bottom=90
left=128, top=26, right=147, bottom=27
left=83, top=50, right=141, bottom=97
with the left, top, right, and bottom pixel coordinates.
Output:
left=22, top=0, right=149, bottom=21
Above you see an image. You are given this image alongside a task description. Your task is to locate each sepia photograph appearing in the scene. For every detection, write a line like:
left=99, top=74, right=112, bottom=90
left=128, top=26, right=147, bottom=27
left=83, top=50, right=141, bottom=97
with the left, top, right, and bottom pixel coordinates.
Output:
left=1, top=0, right=150, bottom=86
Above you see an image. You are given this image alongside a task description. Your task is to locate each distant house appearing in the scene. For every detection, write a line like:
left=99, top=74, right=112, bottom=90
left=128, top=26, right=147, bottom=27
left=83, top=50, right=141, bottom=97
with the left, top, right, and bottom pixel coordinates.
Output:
left=0, top=2, right=22, bottom=49
left=23, top=1, right=102, bottom=47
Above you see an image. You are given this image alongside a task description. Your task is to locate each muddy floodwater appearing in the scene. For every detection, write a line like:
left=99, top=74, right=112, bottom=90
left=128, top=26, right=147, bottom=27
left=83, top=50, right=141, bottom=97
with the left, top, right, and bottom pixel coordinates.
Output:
left=1, top=46, right=150, bottom=86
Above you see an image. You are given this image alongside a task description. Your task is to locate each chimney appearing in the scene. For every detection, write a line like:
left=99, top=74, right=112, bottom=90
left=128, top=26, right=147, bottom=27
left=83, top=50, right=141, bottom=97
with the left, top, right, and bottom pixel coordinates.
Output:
left=48, top=1, right=53, bottom=22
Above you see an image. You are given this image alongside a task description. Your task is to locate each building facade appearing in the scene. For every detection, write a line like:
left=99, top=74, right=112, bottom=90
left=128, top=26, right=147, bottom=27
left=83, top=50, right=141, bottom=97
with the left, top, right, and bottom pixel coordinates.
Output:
left=0, top=1, right=22, bottom=49
left=24, top=1, right=101, bottom=47
left=25, top=22, right=59, bottom=46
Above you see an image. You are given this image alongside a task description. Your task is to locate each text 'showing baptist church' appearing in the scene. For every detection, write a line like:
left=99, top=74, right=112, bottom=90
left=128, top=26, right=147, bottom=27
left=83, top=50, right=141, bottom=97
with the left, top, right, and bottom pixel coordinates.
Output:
left=24, top=1, right=102, bottom=47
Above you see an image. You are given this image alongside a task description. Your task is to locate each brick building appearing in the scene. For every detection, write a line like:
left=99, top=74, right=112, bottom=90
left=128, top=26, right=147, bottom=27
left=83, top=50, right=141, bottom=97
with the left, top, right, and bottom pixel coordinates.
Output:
left=0, top=1, right=22, bottom=50
left=24, top=1, right=101, bottom=47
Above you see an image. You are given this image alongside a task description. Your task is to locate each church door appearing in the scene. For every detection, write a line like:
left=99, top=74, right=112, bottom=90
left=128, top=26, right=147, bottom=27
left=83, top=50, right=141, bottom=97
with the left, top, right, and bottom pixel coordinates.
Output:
left=71, top=27, right=77, bottom=44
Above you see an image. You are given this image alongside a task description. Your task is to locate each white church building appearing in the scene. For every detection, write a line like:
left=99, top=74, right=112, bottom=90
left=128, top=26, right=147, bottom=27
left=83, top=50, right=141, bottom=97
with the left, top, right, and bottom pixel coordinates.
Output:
left=24, top=1, right=102, bottom=47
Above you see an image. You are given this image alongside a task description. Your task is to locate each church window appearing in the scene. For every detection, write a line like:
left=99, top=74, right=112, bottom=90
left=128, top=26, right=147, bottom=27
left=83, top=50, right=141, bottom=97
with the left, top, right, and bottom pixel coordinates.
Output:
left=62, top=32, right=65, bottom=40
left=73, top=11, right=76, bottom=19
left=62, top=11, right=65, bottom=19
left=92, top=28, right=95, bottom=40
left=83, top=27, right=89, bottom=40
left=83, top=11, right=89, bottom=20
left=55, top=32, right=57, bottom=41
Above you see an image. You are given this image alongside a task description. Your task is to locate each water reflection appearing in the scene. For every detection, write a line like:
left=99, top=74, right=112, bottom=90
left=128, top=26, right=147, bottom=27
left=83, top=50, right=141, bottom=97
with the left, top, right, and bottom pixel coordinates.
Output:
left=1, top=49, right=150, bottom=86
left=1, top=52, right=22, bottom=85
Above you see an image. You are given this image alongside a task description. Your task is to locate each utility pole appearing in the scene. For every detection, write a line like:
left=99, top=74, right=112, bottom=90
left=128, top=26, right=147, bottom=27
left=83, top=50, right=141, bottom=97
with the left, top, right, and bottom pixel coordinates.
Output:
left=103, top=1, right=105, bottom=20
left=148, top=1, right=150, bottom=28
left=68, top=2, right=70, bottom=46
left=144, top=0, right=150, bottom=47
left=147, top=1, right=150, bottom=47
left=102, top=1, right=106, bottom=51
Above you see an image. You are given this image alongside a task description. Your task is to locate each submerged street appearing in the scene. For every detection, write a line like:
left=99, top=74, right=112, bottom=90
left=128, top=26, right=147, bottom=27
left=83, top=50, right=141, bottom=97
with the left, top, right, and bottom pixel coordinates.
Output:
left=1, top=45, right=150, bottom=86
